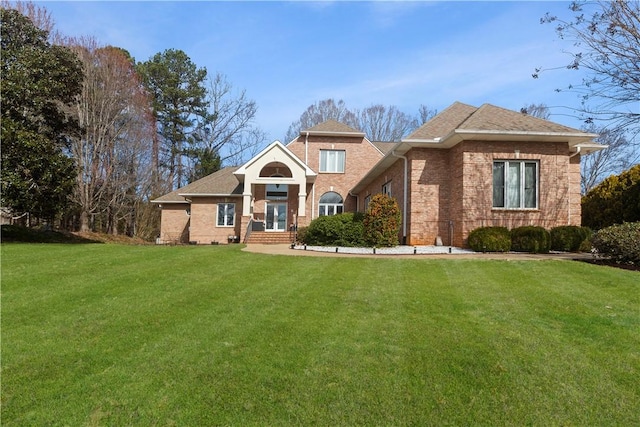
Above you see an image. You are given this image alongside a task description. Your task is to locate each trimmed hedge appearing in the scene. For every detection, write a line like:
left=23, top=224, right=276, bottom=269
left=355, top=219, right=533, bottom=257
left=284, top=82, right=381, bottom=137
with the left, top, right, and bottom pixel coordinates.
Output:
left=298, top=212, right=365, bottom=247
left=550, top=226, right=592, bottom=252
left=467, top=226, right=511, bottom=252
left=591, top=222, right=640, bottom=265
left=510, top=226, right=551, bottom=253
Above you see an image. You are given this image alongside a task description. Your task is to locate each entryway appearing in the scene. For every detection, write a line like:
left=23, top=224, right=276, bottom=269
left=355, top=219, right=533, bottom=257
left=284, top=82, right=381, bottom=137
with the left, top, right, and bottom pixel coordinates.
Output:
left=266, top=202, right=287, bottom=231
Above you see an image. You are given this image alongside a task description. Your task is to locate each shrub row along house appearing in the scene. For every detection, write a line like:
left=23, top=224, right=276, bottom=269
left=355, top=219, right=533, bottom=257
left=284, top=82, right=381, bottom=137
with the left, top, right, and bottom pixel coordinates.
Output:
left=152, top=102, right=604, bottom=247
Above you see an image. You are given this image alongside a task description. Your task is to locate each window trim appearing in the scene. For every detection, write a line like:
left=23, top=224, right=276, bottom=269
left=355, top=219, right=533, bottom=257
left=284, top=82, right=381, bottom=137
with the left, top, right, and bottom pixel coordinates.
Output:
left=217, top=203, right=235, bottom=227
left=364, top=195, right=371, bottom=211
left=319, top=149, right=346, bottom=173
left=318, top=191, right=344, bottom=216
left=382, top=181, right=392, bottom=198
left=492, top=160, right=539, bottom=210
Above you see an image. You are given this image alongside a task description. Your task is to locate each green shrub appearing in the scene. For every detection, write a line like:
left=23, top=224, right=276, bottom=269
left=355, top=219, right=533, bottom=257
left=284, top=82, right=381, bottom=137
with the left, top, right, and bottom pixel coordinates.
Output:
left=295, top=226, right=308, bottom=244
left=467, top=226, right=511, bottom=252
left=363, top=194, right=401, bottom=247
left=550, top=226, right=592, bottom=252
left=510, top=226, right=551, bottom=253
left=591, top=222, right=640, bottom=265
left=300, top=213, right=365, bottom=247
left=582, top=164, right=640, bottom=229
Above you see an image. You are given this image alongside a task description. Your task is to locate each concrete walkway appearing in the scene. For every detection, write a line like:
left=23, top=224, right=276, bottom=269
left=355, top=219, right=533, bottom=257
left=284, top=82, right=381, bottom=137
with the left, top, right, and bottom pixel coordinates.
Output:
left=242, top=244, right=594, bottom=261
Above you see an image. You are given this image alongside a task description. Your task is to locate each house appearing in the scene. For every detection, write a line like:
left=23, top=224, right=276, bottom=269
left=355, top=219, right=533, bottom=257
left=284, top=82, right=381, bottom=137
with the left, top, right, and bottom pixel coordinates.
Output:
left=152, top=102, right=604, bottom=247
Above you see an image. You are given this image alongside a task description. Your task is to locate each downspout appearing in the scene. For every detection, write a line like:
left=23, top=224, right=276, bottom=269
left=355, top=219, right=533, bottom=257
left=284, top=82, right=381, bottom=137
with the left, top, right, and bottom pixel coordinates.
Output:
left=312, top=184, right=316, bottom=220
left=306, top=131, right=316, bottom=219
left=568, top=146, right=581, bottom=225
left=305, top=131, right=309, bottom=164
left=391, top=150, right=408, bottom=245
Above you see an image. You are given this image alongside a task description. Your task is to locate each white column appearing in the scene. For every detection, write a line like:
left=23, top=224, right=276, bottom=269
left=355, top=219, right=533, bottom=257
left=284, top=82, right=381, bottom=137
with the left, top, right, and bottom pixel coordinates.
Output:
left=298, top=191, right=306, bottom=217
left=242, top=181, right=252, bottom=216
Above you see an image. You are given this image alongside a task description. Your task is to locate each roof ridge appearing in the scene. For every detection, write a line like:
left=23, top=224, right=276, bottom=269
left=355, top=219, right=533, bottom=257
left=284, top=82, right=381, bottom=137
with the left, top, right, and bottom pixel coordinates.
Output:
left=302, top=119, right=363, bottom=135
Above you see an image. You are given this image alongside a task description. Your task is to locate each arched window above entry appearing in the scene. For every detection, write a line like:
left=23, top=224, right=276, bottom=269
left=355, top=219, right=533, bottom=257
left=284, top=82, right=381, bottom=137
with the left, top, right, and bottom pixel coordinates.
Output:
left=319, top=191, right=343, bottom=216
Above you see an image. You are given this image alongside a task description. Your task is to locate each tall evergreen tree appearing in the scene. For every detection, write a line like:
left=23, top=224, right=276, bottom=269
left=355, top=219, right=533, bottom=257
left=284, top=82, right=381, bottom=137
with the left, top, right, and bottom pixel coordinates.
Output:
left=0, top=8, right=83, bottom=222
left=137, top=49, right=209, bottom=190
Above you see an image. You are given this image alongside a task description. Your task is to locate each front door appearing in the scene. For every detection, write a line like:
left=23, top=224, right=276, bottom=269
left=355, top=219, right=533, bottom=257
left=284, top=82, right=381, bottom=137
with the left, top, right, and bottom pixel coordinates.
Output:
left=266, top=203, right=287, bottom=231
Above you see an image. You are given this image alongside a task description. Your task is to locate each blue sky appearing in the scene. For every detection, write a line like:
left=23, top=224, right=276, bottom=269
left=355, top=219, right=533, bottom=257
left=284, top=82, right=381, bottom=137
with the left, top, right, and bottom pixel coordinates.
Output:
left=37, top=1, right=587, bottom=142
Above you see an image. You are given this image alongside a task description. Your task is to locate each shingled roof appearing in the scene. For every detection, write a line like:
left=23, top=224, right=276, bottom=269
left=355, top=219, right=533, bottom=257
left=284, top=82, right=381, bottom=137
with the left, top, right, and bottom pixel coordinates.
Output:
left=405, top=102, right=587, bottom=141
left=302, top=120, right=365, bottom=136
left=152, top=166, right=242, bottom=203
left=406, top=102, right=477, bottom=140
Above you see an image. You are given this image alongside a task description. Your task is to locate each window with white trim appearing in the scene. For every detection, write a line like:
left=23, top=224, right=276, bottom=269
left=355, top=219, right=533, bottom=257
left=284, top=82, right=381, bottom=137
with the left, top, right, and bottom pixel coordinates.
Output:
left=382, top=181, right=392, bottom=197
left=493, top=161, right=538, bottom=209
left=319, top=150, right=345, bottom=173
left=217, top=203, right=235, bottom=226
left=319, top=191, right=344, bottom=216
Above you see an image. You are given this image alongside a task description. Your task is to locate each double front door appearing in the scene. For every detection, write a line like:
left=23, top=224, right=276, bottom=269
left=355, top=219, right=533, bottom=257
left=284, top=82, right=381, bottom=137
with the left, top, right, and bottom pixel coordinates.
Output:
left=265, top=202, right=287, bottom=231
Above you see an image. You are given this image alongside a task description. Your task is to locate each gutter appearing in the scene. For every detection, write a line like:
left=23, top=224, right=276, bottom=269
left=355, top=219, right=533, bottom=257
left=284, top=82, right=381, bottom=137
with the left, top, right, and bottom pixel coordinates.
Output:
left=569, top=146, right=581, bottom=158
left=391, top=150, right=408, bottom=245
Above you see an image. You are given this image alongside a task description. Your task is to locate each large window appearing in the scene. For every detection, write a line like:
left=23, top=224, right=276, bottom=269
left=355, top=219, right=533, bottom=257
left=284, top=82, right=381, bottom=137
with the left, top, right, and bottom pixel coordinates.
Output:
left=217, top=203, right=235, bottom=226
left=493, top=161, right=538, bottom=209
left=320, top=150, right=345, bottom=173
left=319, top=191, right=344, bottom=216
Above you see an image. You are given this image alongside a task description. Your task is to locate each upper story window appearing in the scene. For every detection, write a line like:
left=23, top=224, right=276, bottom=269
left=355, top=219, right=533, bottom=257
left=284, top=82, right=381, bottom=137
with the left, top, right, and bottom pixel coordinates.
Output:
left=217, top=203, right=235, bottom=227
left=320, top=150, right=345, bottom=173
left=319, top=191, right=344, bottom=216
left=493, top=160, right=538, bottom=209
left=382, top=181, right=392, bottom=197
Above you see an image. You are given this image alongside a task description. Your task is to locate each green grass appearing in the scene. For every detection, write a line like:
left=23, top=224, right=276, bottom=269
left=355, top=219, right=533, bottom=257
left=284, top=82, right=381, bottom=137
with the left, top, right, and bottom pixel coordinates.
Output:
left=2, top=243, right=639, bottom=425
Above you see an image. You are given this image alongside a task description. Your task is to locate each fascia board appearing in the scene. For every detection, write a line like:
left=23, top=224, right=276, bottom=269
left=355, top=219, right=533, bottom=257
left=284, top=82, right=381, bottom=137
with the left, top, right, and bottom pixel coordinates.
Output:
left=178, top=193, right=243, bottom=197
left=454, top=129, right=598, bottom=144
left=150, top=199, right=186, bottom=204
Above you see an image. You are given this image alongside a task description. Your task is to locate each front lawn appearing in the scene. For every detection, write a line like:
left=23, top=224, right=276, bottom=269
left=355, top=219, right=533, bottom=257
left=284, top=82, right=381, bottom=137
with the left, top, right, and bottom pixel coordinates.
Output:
left=2, top=243, right=638, bottom=425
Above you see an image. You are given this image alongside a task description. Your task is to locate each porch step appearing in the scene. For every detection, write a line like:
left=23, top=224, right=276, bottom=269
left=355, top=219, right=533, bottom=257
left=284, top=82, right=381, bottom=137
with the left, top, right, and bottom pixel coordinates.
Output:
left=246, top=231, right=294, bottom=245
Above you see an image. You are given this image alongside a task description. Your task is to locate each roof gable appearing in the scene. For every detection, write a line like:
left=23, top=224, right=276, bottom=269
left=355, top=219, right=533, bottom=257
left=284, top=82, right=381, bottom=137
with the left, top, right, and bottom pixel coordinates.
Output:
left=235, top=140, right=315, bottom=177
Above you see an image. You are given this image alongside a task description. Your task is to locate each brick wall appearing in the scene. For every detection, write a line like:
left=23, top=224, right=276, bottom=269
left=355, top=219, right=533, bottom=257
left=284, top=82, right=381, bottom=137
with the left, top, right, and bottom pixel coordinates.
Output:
left=189, top=196, right=243, bottom=244
left=407, top=148, right=453, bottom=245
left=158, top=203, right=190, bottom=243
left=458, top=140, right=578, bottom=245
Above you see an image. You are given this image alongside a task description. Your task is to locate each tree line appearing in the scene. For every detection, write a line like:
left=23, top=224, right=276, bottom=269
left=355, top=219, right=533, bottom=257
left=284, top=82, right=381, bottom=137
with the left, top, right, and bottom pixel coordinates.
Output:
left=1, top=3, right=265, bottom=238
